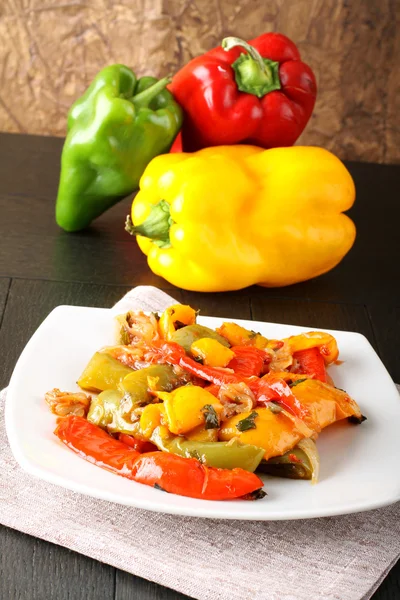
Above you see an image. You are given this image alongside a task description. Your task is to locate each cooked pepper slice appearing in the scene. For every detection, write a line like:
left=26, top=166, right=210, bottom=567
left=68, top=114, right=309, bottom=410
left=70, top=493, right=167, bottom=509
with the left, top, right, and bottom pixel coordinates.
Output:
left=228, top=346, right=270, bottom=377
left=191, top=338, right=235, bottom=367
left=151, top=430, right=265, bottom=472
left=156, top=385, right=224, bottom=435
left=159, top=304, right=197, bottom=339
left=171, top=324, right=230, bottom=353
left=118, top=433, right=157, bottom=453
left=284, top=332, right=339, bottom=364
left=55, top=416, right=265, bottom=500
left=293, top=347, right=327, bottom=382
left=257, top=439, right=319, bottom=481
left=78, top=352, right=134, bottom=392
left=219, top=407, right=305, bottom=461
left=179, top=355, right=241, bottom=385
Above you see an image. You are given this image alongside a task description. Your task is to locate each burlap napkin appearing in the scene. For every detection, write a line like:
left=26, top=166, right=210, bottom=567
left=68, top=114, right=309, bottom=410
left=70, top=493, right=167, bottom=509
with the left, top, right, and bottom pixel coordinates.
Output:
left=1, top=285, right=399, bottom=600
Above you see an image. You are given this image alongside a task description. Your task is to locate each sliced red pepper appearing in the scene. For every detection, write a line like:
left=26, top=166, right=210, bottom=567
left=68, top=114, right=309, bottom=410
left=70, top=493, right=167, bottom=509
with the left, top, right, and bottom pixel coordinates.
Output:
left=55, top=416, right=264, bottom=501
left=293, top=347, right=327, bottom=383
left=118, top=433, right=158, bottom=454
left=145, top=340, right=186, bottom=365
left=228, top=346, right=270, bottom=378
left=205, top=383, right=221, bottom=398
left=131, top=452, right=264, bottom=500
left=179, top=355, right=241, bottom=385
left=249, top=376, right=309, bottom=421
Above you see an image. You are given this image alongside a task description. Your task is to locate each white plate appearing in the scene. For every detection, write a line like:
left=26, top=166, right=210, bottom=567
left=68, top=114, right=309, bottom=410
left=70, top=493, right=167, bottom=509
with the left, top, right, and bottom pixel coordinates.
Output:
left=5, top=305, right=400, bottom=520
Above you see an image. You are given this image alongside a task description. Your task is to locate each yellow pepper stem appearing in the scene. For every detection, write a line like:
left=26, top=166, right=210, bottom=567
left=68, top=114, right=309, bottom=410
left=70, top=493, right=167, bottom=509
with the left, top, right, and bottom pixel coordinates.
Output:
left=125, top=200, right=173, bottom=248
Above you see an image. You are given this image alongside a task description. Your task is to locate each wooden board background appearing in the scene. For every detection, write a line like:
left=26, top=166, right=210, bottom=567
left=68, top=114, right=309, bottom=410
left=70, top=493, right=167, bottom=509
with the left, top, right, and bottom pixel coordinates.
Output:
left=0, top=0, right=399, bottom=164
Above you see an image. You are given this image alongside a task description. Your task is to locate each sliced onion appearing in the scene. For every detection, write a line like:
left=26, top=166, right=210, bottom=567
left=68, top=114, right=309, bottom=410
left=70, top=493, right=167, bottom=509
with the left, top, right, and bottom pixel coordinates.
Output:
left=297, top=438, right=320, bottom=484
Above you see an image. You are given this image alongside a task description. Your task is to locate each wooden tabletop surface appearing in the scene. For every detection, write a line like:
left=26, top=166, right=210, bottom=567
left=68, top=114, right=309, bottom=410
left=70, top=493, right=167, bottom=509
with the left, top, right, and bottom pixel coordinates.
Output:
left=0, top=131, right=399, bottom=599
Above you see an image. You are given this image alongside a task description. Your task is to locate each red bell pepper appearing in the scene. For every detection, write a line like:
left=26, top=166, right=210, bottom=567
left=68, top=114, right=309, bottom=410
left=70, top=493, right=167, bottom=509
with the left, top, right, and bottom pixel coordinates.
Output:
left=170, top=33, right=317, bottom=151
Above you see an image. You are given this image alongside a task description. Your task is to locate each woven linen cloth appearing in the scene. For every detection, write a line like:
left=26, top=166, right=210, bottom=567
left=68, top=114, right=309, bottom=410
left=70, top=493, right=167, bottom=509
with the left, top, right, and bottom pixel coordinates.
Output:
left=1, top=285, right=399, bottom=600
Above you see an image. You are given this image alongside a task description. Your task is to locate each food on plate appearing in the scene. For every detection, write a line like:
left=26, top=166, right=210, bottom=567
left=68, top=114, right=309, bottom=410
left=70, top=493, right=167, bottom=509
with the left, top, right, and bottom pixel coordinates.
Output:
left=56, top=65, right=182, bottom=232
left=46, top=304, right=365, bottom=501
left=126, top=145, right=356, bottom=291
left=170, top=34, right=317, bottom=151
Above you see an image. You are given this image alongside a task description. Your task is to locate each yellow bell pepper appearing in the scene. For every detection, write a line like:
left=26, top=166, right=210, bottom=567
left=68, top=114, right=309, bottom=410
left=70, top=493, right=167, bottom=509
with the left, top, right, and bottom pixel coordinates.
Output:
left=159, top=304, right=197, bottom=340
left=157, top=385, right=223, bottom=435
left=190, top=338, right=235, bottom=367
left=126, top=146, right=356, bottom=292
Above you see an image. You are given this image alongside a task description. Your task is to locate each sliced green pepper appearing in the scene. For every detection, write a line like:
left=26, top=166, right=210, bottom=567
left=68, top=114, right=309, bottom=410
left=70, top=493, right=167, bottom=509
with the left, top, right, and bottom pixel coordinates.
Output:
left=78, top=352, right=134, bottom=392
left=151, top=427, right=264, bottom=472
left=257, top=445, right=314, bottom=480
left=87, top=389, right=139, bottom=434
left=171, top=324, right=230, bottom=353
left=87, top=364, right=178, bottom=433
left=119, top=364, right=179, bottom=401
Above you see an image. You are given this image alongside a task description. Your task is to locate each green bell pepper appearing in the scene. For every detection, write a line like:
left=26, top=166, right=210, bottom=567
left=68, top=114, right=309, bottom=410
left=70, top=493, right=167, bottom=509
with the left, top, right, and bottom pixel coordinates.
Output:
left=56, top=64, right=182, bottom=232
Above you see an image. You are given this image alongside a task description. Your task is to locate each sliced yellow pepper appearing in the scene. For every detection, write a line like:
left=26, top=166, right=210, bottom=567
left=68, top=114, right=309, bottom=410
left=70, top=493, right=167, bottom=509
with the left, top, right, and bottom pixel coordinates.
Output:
left=157, top=385, right=223, bottom=435
left=159, top=304, right=196, bottom=340
left=291, top=379, right=362, bottom=427
left=127, top=146, right=356, bottom=292
left=190, top=338, right=235, bottom=367
left=139, top=403, right=165, bottom=439
left=216, top=322, right=271, bottom=349
left=284, top=332, right=339, bottom=364
left=219, top=407, right=304, bottom=460
left=185, top=424, right=219, bottom=442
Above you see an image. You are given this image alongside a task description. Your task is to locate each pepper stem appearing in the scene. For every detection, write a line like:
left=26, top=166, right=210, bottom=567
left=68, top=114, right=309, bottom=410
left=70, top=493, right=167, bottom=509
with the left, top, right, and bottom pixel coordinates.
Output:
left=125, top=200, right=172, bottom=248
left=221, top=36, right=281, bottom=98
left=131, top=75, right=172, bottom=109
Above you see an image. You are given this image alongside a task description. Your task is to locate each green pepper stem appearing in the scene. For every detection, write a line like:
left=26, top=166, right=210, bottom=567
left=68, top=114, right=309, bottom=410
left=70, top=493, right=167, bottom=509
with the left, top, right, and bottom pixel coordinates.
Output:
left=125, top=200, right=172, bottom=248
left=221, top=36, right=281, bottom=98
left=131, top=75, right=172, bottom=109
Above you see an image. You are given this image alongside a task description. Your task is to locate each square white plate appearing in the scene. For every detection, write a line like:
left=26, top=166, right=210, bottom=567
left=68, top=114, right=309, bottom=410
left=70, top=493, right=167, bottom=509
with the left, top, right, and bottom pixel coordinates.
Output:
left=5, top=305, right=400, bottom=520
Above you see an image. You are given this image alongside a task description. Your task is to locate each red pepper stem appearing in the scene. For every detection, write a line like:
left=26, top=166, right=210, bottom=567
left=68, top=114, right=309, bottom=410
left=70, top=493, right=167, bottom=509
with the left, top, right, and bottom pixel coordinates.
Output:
left=221, top=37, right=281, bottom=98
left=132, top=75, right=172, bottom=109
left=222, top=37, right=266, bottom=73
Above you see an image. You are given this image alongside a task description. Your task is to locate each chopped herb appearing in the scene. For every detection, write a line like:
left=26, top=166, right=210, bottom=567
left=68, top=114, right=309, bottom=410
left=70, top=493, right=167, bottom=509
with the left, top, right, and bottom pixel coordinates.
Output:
left=236, top=411, right=258, bottom=432
left=335, top=386, right=346, bottom=392
left=249, top=330, right=259, bottom=339
left=348, top=414, right=367, bottom=425
left=201, top=404, right=220, bottom=429
left=241, top=488, right=267, bottom=501
left=154, top=483, right=168, bottom=492
left=289, top=378, right=307, bottom=388
left=268, top=402, right=282, bottom=414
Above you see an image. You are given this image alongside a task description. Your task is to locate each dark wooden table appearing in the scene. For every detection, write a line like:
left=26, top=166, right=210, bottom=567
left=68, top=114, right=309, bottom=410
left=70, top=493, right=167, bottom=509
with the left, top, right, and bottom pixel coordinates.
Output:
left=0, top=131, right=399, bottom=600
